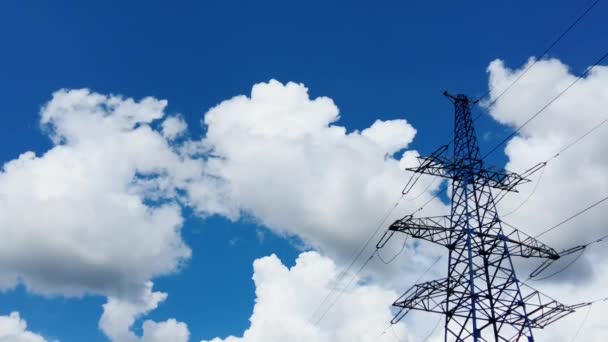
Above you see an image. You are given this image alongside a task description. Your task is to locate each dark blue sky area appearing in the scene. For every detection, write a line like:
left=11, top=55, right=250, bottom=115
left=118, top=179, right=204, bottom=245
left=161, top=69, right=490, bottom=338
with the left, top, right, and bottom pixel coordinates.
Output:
left=0, top=1, right=605, bottom=341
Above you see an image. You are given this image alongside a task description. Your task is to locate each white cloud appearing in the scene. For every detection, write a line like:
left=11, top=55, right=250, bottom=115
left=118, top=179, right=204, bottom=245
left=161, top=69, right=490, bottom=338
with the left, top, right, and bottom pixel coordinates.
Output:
left=486, top=58, right=608, bottom=275
left=196, top=62, right=608, bottom=342
left=100, top=282, right=189, bottom=342
left=197, top=80, right=446, bottom=265
left=485, top=57, right=608, bottom=340
left=140, top=320, right=191, bottom=342
left=0, top=82, right=442, bottom=342
left=201, top=251, right=419, bottom=342
left=9, top=63, right=607, bottom=342
left=162, top=116, right=188, bottom=140
left=0, top=312, right=48, bottom=342
left=362, top=119, right=417, bottom=155
left=183, top=80, right=448, bottom=341
left=0, top=89, right=204, bottom=341
left=0, top=89, right=194, bottom=297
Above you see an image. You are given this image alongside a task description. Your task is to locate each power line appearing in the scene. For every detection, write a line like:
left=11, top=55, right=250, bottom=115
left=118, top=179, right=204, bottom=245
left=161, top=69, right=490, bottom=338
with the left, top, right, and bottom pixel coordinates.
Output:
left=502, top=192, right=608, bottom=281
left=370, top=324, right=391, bottom=342
left=500, top=117, right=608, bottom=216
left=551, top=118, right=608, bottom=158
left=478, top=0, right=601, bottom=104
left=377, top=236, right=408, bottom=264
left=421, top=316, right=443, bottom=342
left=307, top=180, right=449, bottom=333
left=313, top=213, right=445, bottom=326
left=557, top=296, right=608, bottom=342
left=308, top=194, right=404, bottom=323
left=312, top=252, right=376, bottom=326
left=502, top=166, right=546, bottom=217
left=414, top=182, right=447, bottom=214
left=367, top=256, right=443, bottom=341
left=469, top=0, right=600, bottom=137
left=433, top=0, right=601, bottom=155
left=341, top=195, right=404, bottom=277
left=502, top=210, right=608, bottom=281
left=483, top=48, right=608, bottom=159
left=493, top=114, right=608, bottom=214
left=300, top=192, right=416, bottom=342
left=569, top=303, right=593, bottom=342
left=409, top=177, right=439, bottom=201
left=490, top=113, right=608, bottom=249
left=583, top=231, right=608, bottom=247
left=527, top=231, right=608, bottom=281
left=533, top=193, right=608, bottom=239
left=529, top=248, right=587, bottom=281
left=588, top=296, right=608, bottom=305
left=390, top=324, right=404, bottom=342
left=409, top=256, right=443, bottom=287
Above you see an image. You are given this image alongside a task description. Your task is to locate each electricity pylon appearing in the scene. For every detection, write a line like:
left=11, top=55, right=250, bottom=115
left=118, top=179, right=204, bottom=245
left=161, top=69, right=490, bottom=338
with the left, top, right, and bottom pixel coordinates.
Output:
left=377, top=93, right=583, bottom=341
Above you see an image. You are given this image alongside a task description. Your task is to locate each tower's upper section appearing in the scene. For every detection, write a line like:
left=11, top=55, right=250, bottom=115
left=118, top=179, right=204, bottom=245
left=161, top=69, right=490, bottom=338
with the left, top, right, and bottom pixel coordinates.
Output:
left=444, top=92, right=482, bottom=174
left=401, top=92, right=534, bottom=193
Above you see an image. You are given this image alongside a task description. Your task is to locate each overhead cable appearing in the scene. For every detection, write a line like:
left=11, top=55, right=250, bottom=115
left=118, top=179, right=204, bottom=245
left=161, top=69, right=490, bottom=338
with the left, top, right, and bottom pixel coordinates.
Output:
left=482, top=49, right=608, bottom=159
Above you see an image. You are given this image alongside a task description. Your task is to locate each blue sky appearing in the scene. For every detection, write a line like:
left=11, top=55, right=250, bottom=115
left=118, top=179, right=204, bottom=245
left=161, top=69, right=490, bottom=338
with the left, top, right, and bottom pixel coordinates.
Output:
left=0, top=1, right=607, bottom=341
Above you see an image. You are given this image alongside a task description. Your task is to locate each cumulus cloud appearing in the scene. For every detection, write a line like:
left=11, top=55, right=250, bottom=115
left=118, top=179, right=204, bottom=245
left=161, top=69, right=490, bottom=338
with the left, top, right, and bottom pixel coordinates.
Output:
left=100, top=282, right=189, bottom=342
left=162, top=116, right=188, bottom=140
left=197, top=63, right=608, bottom=342
left=0, top=82, right=442, bottom=342
left=0, top=89, right=196, bottom=297
left=0, top=312, right=48, bottom=342
left=0, top=89, right=208, bottom=341
left=201, top=252, right=420, bottom=342
left=485, top=57, right=608, bottom=340
left=197, top=80, right=446, bottom=265
left=14, top=66, right=608, bottom=342
left=0, top=82, right=440, bottom=303
left=486, top=58, right=608, bottom=275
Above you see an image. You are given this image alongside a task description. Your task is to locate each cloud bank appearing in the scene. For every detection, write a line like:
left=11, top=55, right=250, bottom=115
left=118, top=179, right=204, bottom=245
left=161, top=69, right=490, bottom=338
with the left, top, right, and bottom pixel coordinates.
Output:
left=201, top=59, right=608, bottom=342
left=3, top=56, right=608, bottom=341
left=0, top=82, right=439, bottom=341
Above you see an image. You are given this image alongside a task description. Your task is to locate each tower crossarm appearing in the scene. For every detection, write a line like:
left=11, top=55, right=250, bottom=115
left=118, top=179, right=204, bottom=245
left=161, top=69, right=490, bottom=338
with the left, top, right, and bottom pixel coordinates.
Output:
left=391, top=277, right=453, bottom=323
left=406, top=154, right=530, bottom=192
left=488, top=284, right=579, bottom=330
left=387, top=215, right=456, bottom=248
left=498, top=224, right=560, bottom=260
left=387, top=215, right=560, bottom=260
left=474, top=167, right=530, bottom=192
left=391, top=278, right=579, bottom=330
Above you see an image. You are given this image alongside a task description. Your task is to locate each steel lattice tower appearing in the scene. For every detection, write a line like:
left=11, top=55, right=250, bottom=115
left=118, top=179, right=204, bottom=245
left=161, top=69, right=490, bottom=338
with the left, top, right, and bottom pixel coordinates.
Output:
left=377, top=93, right=583, bottom=341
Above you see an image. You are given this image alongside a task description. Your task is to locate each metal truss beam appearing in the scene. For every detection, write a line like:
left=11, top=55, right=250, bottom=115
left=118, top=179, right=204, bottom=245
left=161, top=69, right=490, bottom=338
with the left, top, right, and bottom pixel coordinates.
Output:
left=380, top=215, right=560, bottom=260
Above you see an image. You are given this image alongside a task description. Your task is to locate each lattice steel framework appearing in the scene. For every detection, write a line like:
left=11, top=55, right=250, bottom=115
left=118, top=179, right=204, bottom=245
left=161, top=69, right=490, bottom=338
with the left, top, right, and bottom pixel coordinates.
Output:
left=377, top=93, right=583, bottom=341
